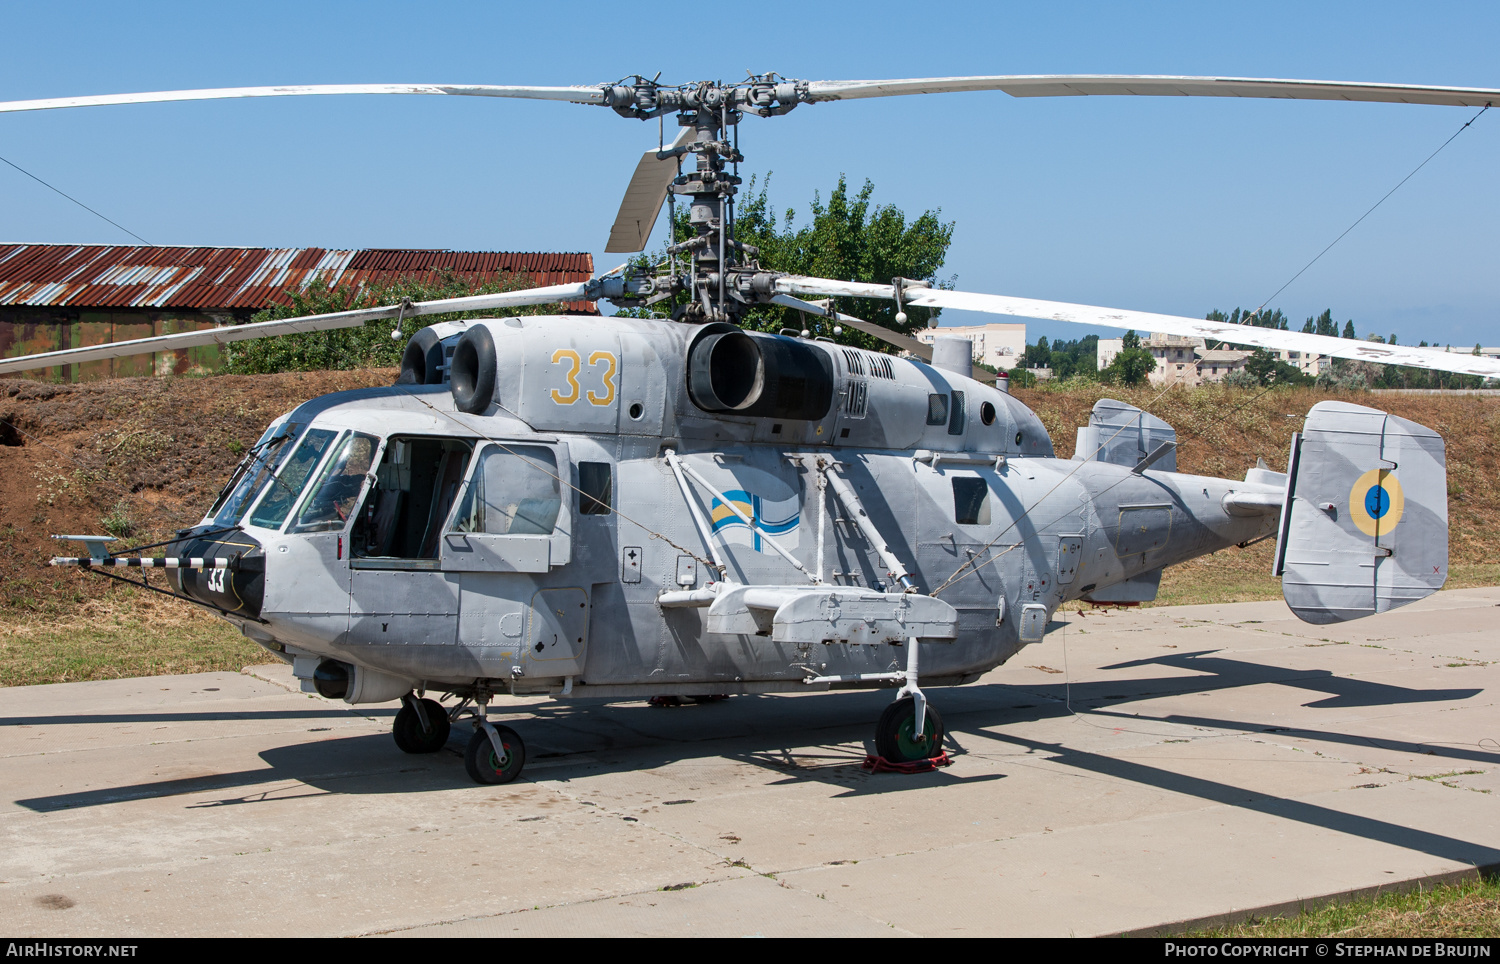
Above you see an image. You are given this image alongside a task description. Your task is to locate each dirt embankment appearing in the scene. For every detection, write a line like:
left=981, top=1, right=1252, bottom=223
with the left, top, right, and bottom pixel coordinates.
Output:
left=0, top=370, right=393, bottom=617
left=1, top=373, right=1497, bottom=618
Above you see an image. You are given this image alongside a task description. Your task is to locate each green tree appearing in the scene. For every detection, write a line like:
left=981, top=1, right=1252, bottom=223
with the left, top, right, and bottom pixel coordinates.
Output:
left=1023, top=335, right=1051, bottom=368
left=1029, top=335, right=1099, bottom=380
left=629, top=174, right=955, bottom=350
left=1304, top=309, right=1338, bottom=337
left=1244, top=347, right=1311, bottom=386
left=1004, top=366, right=1038, bottom=388
left=1343, top=320, right=1357, bottom=339
left=1103, top=330, right=1156, bottom=385
left=222, top=272, right=564, bottom=374
left=1205, top=306, right=1289, bottom=348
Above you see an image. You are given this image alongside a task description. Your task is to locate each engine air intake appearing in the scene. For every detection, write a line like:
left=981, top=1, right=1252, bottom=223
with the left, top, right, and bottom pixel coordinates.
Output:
left=449, top=326, right=498, bottom=414
left=687, top=326, right=833, bottom=421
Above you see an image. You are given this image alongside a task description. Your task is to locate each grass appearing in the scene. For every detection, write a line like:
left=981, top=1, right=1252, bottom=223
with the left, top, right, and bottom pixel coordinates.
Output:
left=1182, top=876, right=1500, bottom=938
left=1153, top=554, right=1500, bottom=609
left=0, top=588, right=266, bottom=687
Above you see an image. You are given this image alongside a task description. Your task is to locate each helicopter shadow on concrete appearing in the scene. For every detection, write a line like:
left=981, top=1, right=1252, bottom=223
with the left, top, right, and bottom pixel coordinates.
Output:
left=11, top=689, right=1004, bottom=813
left=968, top=726, right=1500, bottom=869
left=1083, top=706, right=1500, bottom=769
left=13, top=647, right=1483, bottom=814
left=14, top=731, right=450, bottom=813
left=0, top=707, right=393, bottom=729
left=1025, top=648, right=1482, bottom=710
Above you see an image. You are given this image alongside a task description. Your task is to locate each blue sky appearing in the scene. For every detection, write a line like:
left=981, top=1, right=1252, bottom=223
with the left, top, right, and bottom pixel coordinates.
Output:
left=2, top=1, right=1497, bottom=347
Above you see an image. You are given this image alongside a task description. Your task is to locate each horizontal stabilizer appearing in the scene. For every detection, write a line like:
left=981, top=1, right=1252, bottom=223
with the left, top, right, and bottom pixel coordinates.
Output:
left=1276, top=401, right=1447, bottom=624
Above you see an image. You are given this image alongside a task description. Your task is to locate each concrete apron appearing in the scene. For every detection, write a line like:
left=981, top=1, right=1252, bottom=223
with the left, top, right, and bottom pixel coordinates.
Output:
left=1, top=588, right=1496, bottom=938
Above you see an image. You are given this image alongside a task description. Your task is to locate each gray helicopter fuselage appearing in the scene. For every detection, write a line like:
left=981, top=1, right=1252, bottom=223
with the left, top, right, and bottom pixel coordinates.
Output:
left=180, top=315, right=1279, bottom=699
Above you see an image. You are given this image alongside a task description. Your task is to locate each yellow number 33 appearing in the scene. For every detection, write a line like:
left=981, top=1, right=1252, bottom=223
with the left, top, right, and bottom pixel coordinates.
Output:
left=550, top=349, right=616, bottom=407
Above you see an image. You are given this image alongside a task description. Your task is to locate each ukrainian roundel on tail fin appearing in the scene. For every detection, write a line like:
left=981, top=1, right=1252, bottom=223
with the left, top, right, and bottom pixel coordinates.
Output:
left=1275, top=401, right=1448, bottom=625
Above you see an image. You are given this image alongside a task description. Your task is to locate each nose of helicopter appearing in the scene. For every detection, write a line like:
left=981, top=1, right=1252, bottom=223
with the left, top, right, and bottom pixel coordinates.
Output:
left=168, top=526, right=266, bottom=618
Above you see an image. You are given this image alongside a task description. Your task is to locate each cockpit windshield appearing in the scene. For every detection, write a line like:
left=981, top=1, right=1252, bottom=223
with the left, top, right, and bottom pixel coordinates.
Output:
left=246, top=428, right=338, bottom=530
left=290, top=432, right=379, bottom=533
left=210, top=421, right=298, bottom=527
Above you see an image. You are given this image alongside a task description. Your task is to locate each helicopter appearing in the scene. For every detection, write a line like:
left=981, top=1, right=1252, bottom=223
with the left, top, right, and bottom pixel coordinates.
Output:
left=2, top=73, right=1496, bottom=785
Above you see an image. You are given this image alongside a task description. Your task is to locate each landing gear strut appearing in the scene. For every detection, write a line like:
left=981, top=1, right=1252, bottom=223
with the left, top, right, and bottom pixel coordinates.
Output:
left=393, top=694, right=450, bottom=754
left=873, top=636, right=946, bottom=764
left=462, top=698, right=526, bottom=785
left=875, top=696, right=945, bottom=762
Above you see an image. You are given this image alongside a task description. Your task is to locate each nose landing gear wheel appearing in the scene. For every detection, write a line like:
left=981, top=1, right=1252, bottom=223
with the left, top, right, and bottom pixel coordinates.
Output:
left=464, top=725, right=526, bottom=784
left=393, top=698, right=451, bottom=754
left=875, top=696, right=945, bottom=763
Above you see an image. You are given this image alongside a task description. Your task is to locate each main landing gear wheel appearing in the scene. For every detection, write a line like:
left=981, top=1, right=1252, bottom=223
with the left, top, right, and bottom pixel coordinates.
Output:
left=464, top=724, right=526, bottom=785
left=875, top=696, right=945, bottom=763
left=393, top=697, right=450, bottom=754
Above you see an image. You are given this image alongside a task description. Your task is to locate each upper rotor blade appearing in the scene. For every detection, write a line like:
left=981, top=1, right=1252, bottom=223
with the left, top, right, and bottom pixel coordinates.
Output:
left=805, top=75, right=1500, bottom=108
left=0, top=282, right=589, bottom=375
left=605, top=126, right=697, bottom=254
left=0, top=84, right=608, bottom=115
left=775, top=276, right=1500, bottom=380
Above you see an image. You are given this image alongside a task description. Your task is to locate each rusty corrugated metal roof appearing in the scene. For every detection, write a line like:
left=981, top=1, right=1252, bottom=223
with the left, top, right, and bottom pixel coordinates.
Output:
left=0, top=244, right=596, bottom=312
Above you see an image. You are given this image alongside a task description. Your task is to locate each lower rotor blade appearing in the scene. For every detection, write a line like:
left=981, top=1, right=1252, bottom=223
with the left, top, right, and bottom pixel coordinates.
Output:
left=766, top=293, right=996, bottom=384
left=605, top=126, right=698, bottom=254
left=0, top=282, right=589, bottom=375
left=775, top=276, right=1500, bottom=381
left=805, top=75, right=1500, bottom=109
left=0, top=84, right=608, bottom=115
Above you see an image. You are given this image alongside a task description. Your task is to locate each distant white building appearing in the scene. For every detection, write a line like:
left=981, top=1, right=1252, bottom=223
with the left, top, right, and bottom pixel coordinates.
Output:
left=1199, top=348, right=1252, bottom=382
left=1097, top=333, right=1205, bottom=387
left=1096, top=333, right=1322, bottom=384
left=1273, top=348, right=1323, bottom=377
left=914, top=322, right=1026, bottom=371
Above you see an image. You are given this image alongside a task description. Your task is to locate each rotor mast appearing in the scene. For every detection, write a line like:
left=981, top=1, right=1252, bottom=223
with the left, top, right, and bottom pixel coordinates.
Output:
left=600, top=74, right=811, bottom=324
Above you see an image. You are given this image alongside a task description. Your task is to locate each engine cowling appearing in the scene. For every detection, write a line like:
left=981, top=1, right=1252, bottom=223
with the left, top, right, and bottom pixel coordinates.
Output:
left=686, top=324, right=834, bottom=421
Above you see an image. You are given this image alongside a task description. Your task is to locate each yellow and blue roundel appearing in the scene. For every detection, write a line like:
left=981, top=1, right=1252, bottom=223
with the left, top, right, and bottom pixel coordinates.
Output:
left=1349, top=468, right=1404, bottom=537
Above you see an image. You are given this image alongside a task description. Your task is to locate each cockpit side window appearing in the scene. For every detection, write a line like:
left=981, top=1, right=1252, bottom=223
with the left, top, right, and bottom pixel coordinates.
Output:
left=289, top=432, right=380, bottom=534
left=350, top=436, right=473, bottom=560
left=451, top=445, right=561, bottom=536
left=246, top=428, right=337, bottom=530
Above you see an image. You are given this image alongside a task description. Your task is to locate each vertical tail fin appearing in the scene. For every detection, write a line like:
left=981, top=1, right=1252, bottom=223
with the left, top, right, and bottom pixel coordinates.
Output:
left=1275, top=401, right=1447, bottom=624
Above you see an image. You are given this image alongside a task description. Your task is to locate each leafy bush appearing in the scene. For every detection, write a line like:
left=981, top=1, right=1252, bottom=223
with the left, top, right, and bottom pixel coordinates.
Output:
left=1221, top=369, right=1261, bottom=389
left=620, top=175, right=955, bottom=352
left=1316, top=365, right=1372, bottom=391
